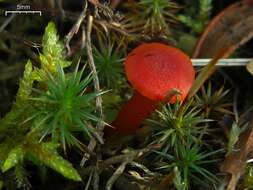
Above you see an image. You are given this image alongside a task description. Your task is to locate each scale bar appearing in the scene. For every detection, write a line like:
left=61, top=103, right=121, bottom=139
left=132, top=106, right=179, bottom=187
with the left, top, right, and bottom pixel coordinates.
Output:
left=5, top=10, right=42, bottom=16
left=192, top=58, right=252, bottom=66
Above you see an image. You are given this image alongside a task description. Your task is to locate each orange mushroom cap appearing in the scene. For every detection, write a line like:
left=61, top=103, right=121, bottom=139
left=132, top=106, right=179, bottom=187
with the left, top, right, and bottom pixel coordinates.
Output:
left=107, top=43, right=195, bottom=135
left=125, top=43, right=195, bottom=103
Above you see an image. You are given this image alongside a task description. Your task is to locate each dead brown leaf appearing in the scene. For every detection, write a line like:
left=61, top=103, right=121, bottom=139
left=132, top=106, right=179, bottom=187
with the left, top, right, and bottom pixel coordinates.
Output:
left=88, top=0, right=100, bottom=6
left=246, top=60, right=253, bottom=76
left=156, top=172, right=175, bottom=190
left=188, top=1, right=253, bottom=188
left=192, top=0, right=253, bottom=58
left=221, top=117, right=253, bottom=190
left=186, top=47, right=229, bottom=100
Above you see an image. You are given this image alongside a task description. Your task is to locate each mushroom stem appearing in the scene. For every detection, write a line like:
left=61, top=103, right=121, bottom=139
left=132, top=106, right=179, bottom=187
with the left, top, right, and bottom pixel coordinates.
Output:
left=111, top=91, right=157, bottom=134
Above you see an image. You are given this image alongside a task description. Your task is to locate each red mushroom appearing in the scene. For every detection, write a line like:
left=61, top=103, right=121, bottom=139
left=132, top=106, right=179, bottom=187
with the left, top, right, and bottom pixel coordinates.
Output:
left=110, top=43, right=195, bottom=135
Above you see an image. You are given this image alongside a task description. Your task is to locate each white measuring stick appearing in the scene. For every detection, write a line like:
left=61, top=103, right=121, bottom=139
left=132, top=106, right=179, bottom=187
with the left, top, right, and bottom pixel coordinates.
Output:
left=5, top=10, right=42, bottom=16
left=192, top=58, right=253, bottom=66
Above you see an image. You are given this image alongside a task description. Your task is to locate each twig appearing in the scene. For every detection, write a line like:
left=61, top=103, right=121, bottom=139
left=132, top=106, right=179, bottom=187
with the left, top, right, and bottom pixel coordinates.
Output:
left=80, top=148, right=152, bottom=176
left=80, top=15, right=104, bottom=166
left=105, top=148, right=152, bottom=190
left=87, top=123, right=104, bottom=144
left=81, top=25, right=86, bottom=49
left=129, top=162, right=156, bottom=176
left=125, top=171, right=160, bottom=187
left=86, top=15, right=104, bottom=130
left=56, top=0, right=65, bottom=19
left=78, top=138, right=97, bottom=158
left=106, top=161, right=128, bottom=190
left=65, top=1, right=88, bottom=55
left=103, top=154, right=133, bottom=166
left=93, top=19, right=136, bottom=37
left=0, top=14, right=16, bottom=32
left=80, top=138, right=97, bottom=167
left=93, top=167, right=100, bottom=190
left=85, top=169, right=94, bottom=190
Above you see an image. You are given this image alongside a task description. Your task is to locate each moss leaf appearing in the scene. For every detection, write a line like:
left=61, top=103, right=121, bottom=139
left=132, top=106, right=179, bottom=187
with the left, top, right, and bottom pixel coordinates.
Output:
left=41, top=22, right=71, bottom=72
left=15, top=60, right=34, bottom=108
left=2, top=146, right=24, bottom=172
left=30, top=142, right=82, bottom=181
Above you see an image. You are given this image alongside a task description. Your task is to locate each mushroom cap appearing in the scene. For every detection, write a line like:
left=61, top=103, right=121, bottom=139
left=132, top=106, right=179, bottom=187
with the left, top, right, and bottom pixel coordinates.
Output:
left=125, top=43, right=195, bottom=103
